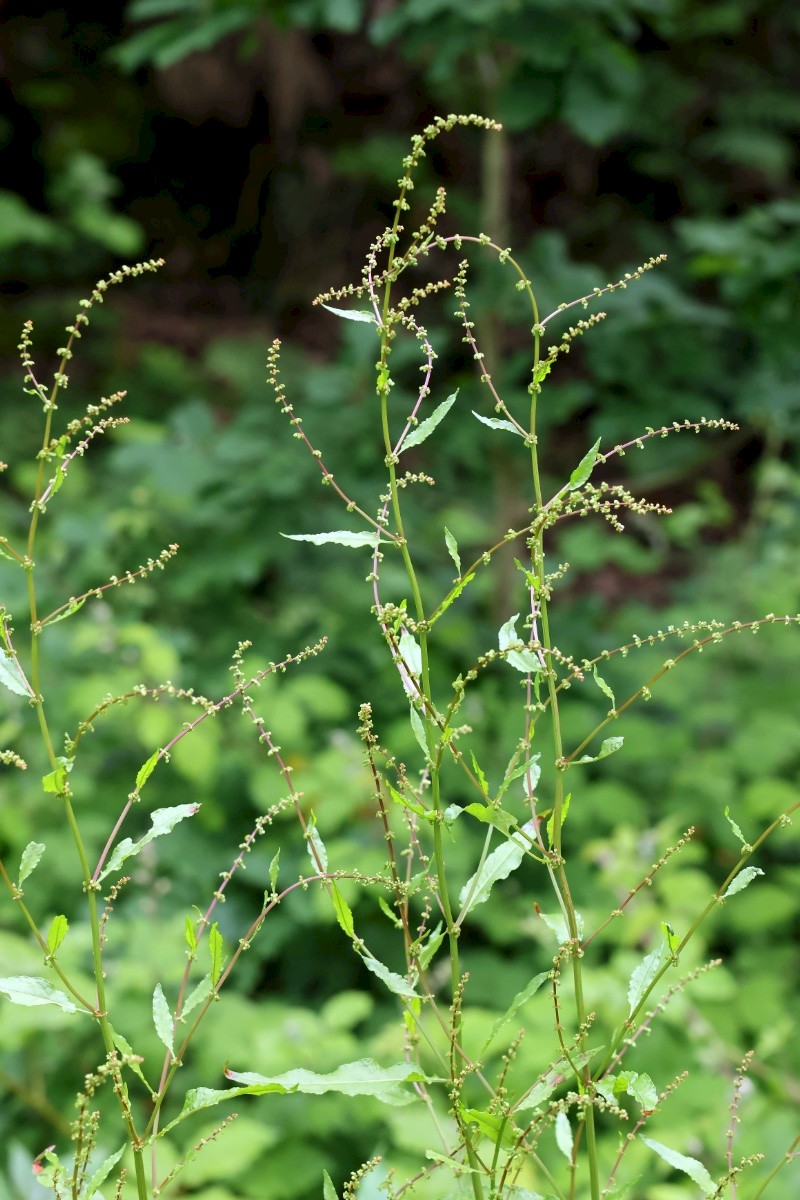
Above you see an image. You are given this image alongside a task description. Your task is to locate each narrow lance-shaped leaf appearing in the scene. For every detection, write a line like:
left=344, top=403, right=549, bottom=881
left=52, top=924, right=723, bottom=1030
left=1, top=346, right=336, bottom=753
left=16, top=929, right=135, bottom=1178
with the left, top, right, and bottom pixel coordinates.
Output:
left=409, top=705, right=430, bottom=762
left=721, top=866, right=764, bottom=900
left=401, top=391, right=458, bottom=451
left=723, top=806, right=749, bottom=849
left=209, top=922, right=224, bottom=987
left=640, top=1138, right=716, bottom=1196
left=498, top=614, right=541, bottom=674
left=97, top=803, right=200, bottom=882
left=83, top=1145, right=126, bottom=1198
left=539, top=910, right=584, bottom=945
left=281, top=530, right=382, bottom=548
left=0, top=649, right=32, bottom=698
left=569, top=438, right=601, bottom=490
left=184, top=915, right=197, bottom=954
left=47, top=915, right=69, bottom=957
left=323, top=1171, right=339, bottom=1200
left=592, top=665, right=616, bottom=711
left=360, top=951, right=418, bottom=999
left=321, top=303, right=377, bottom=324
left=163, top=1060, right=432, bottom=1133
left=18, top=841, right=45, bottom=885
left=331, top=883, right=355, bottom=939
left=226, top=1059, right=430, bottom=1104
left=628, top=939, right=666, bottom=1016
left=555, top=1111, right=573, bottom=1161
left=472, top=410, right=524, bottom=436
left=135, top=748, right=161, bottom=791
left=397, top=628, right=421, bottom=695
left=182, top=973, right=212, bottom=1020
left=0, top=976, right=79, bottom=1014
left=481, top=971, right=550, bottom=1054
left=306, top=819, right=328, bottom=874
left=444, top=527, right=461, bottom=576
left=546, top=792, right=571, bottom=847
left=575, top=736, right=624, bottom=765
left=111, top=1027, right=155, bottom=1096
left=459, top=820, right=536, bottom=915
left=268, top=848, right=280, bottom=891
left=152, top=983, right=174, bottom=1057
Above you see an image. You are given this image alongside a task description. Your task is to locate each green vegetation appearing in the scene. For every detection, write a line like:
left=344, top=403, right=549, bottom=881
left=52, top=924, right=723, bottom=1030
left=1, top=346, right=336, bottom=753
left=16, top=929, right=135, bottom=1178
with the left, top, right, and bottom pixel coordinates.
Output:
left=1, top=3, right=799, bottom=1198
left=1, top=113, right=798, bottom=1200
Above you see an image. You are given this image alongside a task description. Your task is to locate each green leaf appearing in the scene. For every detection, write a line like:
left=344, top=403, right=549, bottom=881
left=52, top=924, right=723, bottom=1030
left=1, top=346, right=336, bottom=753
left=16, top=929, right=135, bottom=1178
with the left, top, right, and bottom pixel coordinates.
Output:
left=569, top=438, right=601, bottom=490
left=596, top=1071, right=658, bottom=1112
left=516, top=1048, right=602, bottom=1112
left=135, top=748, right=161, bottom=791
left=499, top=614, right=542, bottom=674
left=721, top=865, right=765, bottom=900
left=472, top=410, right=524, bottom=436
left=640, top=1137, right=716, bottom=1196
left=321, top=303, right=377, bottom=324
left=41, top=596, right=87, bottom=627
left=152, top=983, right=174, bottom=1056
left=627, top=941, right=666, bottom=1016
left=575, top=736, right=624, bottom=765
left=723, top=806, right=749, bottom=849
left=323, top=1170, right=340, bottom=1200
left=461, top=1106, right=516, bottom=1146
left=225, top=1059, right=429, bottom=1106
left=268, top=848, right=280, bottom=891
left=97, top=803, right=200, bottom=882
left=398, top=628, right=421, bottom=688
left=0, top=976, right=79, bottom=1013
left=409, top=705, right=430, bottom=761
left=47, top=914, right=69, bottom=957
left=481, top=971, right=550, bottom=1054
left=431, top=572, right=476, bottom=622
left=463, top=803, right=516, bottom=835
left=417, top=924, right=445, bottom=971
left=360, top=951, right=418, bottom=999
left=402, top=391, right=458, bottom=450
left=306, top=819, right=328, bottom=873
left=378, top=895, right=403, bottom=930
left=546, top=793, right=571, bottom=847
left=209, top=922, right=224, bottom=987
left=331, top=883, right=355, bottom=939
left=42, top=757, right=71, bottom=794
left=18, top=841, right=45, bottom=885
left=661, top=921, right=680, bottom=958
left=163, top=1081, right=293, bottom=1134
left=281, top=530, right=382, bottom=548
left=444, top=527, right=461, bottom=576
left=184, top=915, right=197, bottom=954
left=111, top=1028, right=155, bottom=1096
left=501, top=753, right=541, bottom=793
left=0, top=650, right=32, bottom=697
left=459, top=820, right=535, bottom=914
left=627, top=1072, right=658, bottom=1110
left=470, top=750, right=489, bottom=796
left=83, top=1144, right=125, bottom=1199
left=538, top=910, right=584, bottom=944
left=386, top=780, right=426, bottom=817
left=592, top=665, right=616, bottom=711
left=181, top=973, right=211, bottom=1019
left=555, top=1111, right=573, bottom=1160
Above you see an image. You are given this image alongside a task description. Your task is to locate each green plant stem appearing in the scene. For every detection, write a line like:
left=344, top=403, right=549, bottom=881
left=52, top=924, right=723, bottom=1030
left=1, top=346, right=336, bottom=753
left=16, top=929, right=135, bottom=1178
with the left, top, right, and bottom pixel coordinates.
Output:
left=528, top=329, right=601, bottom=1200
left=25, top=370, right=150, bottom=1200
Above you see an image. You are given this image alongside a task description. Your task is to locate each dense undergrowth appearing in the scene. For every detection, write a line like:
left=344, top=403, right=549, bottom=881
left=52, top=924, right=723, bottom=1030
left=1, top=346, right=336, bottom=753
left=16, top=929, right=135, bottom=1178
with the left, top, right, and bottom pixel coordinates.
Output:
left=0, top=116, right=798, bottom=1200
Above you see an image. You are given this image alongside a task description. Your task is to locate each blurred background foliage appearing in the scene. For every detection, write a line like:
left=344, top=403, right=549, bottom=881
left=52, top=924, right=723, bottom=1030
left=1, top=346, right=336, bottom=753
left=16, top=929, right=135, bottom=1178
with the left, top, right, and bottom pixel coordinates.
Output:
left=0, top=1, right=798, bottom=1197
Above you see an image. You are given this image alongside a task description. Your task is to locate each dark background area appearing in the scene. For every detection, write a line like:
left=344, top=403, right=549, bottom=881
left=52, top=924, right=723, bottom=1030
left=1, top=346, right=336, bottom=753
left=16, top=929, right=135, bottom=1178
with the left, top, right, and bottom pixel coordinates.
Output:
left=1, top=3, right=799, bottom=1198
